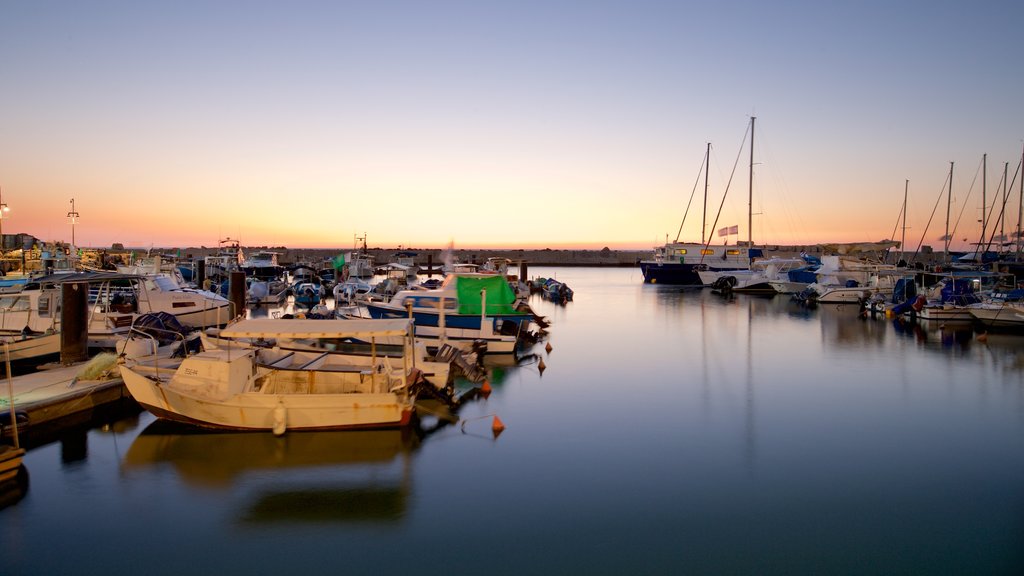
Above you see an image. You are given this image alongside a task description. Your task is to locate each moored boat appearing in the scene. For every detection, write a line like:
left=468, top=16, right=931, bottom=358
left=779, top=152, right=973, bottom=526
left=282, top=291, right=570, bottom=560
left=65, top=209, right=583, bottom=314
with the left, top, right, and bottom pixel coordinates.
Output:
left=119, top=318, right=425, bottom=433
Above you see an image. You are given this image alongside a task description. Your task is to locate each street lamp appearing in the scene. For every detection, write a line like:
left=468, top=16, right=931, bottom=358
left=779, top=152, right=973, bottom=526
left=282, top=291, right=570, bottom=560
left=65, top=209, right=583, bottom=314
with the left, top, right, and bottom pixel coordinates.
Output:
left=67, top=198, right=80, bottom=248
left=0, top=186, right=9, bottom=251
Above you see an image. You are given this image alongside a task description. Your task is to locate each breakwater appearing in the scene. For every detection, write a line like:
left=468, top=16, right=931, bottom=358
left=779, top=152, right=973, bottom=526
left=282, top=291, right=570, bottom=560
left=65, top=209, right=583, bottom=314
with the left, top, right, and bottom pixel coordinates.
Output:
left=172, top=245, right=947, bottom=268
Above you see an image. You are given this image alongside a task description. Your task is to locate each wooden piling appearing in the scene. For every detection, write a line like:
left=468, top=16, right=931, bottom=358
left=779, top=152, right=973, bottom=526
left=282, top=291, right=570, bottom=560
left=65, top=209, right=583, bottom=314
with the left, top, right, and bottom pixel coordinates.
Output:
left=229, top=271, right=247, bottom=320
left=196, top=259, right=206, bottom=289
left=60, top=282, right=89, bottom=365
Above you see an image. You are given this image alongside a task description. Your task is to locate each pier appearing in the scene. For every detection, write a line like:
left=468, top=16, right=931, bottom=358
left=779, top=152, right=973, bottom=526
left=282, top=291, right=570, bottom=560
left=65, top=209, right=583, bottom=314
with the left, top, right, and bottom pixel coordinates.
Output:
left=2, top=360, right=132, bottom=448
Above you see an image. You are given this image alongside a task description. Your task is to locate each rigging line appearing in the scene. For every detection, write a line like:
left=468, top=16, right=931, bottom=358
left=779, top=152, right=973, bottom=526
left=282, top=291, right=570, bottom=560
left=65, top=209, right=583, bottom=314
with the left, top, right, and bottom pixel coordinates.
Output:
left=675, top=145, right=710, bottom=243
left=950, top=156, right=984, bottom=250
left=910, top=170, right=951, bottom=264
left=700, top=119, right=751, bottom=265
left=983, top=161, right=1022, bottom=253
left=982, top=165, right=1012, bottom=253
left=887, top=189, right=906, bottom=253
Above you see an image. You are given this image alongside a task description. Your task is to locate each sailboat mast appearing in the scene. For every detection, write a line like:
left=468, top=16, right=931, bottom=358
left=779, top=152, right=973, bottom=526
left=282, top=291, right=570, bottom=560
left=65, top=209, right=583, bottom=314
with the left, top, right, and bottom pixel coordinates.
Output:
left=1018, top=143, right=1024, bottom=260
left=902, top=179, right=908, bottom=262
left=702, top=142, right=710, bottom=244
left=748, top=116, right=755, bottom=249
left=1002, top=162, right=1008, bottom=251
left=982, top=153, right=987, bottom=247
left=945, top=162, right=953, bottom=259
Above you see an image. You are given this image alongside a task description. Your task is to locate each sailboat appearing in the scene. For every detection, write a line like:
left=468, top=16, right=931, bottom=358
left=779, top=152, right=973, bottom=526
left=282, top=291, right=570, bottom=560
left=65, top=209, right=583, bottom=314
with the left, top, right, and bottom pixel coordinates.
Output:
left=640, top=117, right=764, bottom=285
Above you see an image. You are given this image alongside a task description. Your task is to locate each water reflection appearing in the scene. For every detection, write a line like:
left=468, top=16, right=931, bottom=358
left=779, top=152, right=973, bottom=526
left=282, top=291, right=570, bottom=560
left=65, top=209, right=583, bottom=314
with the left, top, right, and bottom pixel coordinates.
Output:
left=123, top=422, right=420, bottom=523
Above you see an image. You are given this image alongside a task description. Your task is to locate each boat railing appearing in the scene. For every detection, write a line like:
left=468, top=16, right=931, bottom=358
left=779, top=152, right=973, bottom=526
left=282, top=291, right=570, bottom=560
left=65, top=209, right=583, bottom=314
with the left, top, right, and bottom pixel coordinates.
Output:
left=119, top=323, right=191, bottom=381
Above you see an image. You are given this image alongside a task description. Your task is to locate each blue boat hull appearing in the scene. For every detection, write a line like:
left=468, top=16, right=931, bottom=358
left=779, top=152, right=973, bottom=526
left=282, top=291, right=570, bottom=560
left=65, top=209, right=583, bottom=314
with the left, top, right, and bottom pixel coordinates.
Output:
left=640, top=262, right=704, bottom=285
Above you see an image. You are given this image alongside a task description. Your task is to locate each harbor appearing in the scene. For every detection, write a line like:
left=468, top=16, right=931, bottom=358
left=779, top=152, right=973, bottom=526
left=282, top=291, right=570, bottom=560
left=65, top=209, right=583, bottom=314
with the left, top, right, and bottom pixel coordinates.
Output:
left=2, top=266, right=1022, bottom=574
left=5, top=2, right=1024, bottom=573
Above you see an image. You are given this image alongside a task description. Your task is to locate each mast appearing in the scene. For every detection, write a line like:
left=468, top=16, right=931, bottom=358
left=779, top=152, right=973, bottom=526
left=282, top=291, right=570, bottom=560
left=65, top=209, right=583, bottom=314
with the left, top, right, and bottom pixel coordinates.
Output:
left=1002, top=161, right=1009, bottom=252
left=902, top=179, right=908, bottom=263
left=1018, top=143, right=1024, bottom=260
left=945, top=162, right=952, bottom=259
left=982, top=153, right=987, bottom=248
left=702, top=142, right=710, bottom=244
left=748, top=116, right=755, bottom=249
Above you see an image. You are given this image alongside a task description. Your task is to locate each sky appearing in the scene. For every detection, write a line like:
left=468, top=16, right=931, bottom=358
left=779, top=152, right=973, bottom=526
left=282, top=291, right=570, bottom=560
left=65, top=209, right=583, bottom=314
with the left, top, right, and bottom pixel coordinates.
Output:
left=1, top=0, right=1022, bottom=252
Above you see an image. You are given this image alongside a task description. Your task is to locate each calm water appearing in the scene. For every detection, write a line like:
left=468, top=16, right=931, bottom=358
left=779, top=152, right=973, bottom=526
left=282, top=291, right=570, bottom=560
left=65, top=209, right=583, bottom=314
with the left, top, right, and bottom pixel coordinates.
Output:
left=3, top=267, right=1023, bottom=575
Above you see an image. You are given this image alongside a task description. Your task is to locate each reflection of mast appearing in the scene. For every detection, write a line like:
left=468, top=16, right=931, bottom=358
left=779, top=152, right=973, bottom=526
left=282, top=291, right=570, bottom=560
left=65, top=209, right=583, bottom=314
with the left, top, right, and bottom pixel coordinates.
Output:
left=744, top=296, right=756, bottom=474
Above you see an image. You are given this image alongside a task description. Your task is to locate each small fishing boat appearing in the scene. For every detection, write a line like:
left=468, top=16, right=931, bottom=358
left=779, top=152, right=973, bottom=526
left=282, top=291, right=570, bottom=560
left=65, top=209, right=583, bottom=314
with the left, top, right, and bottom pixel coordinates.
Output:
left=119, top=318, right=425, bottom=433
left=364, top=273, right=534, bottom=332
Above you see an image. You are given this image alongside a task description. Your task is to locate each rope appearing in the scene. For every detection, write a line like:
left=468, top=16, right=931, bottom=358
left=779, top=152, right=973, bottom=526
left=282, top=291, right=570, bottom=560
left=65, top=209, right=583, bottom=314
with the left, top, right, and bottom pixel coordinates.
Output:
left=910, top=171, right=950, bottom=264
left=701, top=118, right=751, bottom=264
left=675, top=146, right=710, bottom=243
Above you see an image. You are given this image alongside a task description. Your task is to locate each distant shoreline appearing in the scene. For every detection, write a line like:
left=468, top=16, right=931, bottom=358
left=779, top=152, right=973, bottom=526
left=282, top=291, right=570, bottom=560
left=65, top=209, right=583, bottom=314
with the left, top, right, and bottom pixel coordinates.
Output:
left=136, top=244, right=944, bottom=267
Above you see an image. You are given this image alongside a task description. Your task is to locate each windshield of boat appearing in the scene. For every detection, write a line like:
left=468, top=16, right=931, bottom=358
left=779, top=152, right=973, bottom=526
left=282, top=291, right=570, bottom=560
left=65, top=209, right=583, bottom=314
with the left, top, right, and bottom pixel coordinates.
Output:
left=149, top=275, right=182, bottom=292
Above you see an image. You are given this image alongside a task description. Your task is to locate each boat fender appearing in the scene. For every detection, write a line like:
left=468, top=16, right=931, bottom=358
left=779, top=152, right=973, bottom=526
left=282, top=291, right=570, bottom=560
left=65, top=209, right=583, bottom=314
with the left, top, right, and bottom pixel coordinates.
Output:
left=911, top=295, right=926, bottom=312
left=273, top=401, right=287, bottom=436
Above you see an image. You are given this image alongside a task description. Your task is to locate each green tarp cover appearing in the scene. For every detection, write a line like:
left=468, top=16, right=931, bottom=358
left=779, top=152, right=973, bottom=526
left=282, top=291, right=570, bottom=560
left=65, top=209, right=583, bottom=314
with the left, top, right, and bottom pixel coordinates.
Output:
left=455, top=275, right=520, bottom=315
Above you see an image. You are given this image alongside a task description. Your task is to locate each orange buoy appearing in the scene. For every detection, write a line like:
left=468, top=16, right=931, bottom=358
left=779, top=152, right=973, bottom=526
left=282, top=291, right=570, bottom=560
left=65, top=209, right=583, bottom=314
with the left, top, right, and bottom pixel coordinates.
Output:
left=538, top=358, right=546, bottom=374
left=481, top=379, right=492, bottom=397
left=545, top=342, right=552, bottom=354
left=977, top=331, right=989, bottom=342
left=491, top=415, right=506, bottom=436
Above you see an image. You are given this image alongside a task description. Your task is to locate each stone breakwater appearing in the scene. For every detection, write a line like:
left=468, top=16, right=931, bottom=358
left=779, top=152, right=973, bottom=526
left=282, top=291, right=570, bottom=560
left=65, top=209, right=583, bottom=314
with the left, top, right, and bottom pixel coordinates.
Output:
left=177, top=245, right=944, bottom=268
left=180, top=247, right=652, bottom=267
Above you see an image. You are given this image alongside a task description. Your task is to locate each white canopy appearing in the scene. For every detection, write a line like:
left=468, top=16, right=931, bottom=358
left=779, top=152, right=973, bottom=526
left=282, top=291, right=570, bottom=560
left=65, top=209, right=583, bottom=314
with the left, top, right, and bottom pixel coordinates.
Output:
left=220, top=318, right=413, bottom=339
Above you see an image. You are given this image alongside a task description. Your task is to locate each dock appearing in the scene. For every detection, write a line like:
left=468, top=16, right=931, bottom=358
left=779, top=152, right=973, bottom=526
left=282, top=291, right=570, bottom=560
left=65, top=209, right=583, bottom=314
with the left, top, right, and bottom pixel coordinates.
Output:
left=2, top=358, right=134, bottom=447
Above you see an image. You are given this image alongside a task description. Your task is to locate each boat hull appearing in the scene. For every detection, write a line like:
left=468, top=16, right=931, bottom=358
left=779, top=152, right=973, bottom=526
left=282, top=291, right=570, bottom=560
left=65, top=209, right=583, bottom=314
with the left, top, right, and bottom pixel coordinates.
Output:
left=640, top=261, right=703, bottom=285
left=120, top=366, right=412, bottom=431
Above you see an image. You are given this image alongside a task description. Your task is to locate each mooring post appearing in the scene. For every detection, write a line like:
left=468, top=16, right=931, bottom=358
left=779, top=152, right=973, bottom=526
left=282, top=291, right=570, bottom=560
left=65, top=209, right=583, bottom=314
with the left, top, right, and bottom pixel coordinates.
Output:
left=196, top=259, right=206, bottom=290
left=229, top=271, right=247, bottom=320
left=60, top=281, right=89, bottom=365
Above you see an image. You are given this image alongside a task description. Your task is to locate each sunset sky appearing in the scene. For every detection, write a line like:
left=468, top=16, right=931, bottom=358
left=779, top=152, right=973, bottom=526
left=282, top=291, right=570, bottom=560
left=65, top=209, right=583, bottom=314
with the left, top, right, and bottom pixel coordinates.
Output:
left=1, top=1, right=1022, bottom=252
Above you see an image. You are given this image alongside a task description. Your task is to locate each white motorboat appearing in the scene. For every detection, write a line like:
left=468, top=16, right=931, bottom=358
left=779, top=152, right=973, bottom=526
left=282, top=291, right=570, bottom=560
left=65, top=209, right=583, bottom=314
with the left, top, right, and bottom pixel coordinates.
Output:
left=1, top=271, right=231, bottom=349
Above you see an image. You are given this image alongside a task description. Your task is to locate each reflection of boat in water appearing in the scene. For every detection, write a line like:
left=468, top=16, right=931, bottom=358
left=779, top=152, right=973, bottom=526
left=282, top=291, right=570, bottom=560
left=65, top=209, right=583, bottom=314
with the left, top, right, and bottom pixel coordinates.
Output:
left=123, top=420, right=418, bottom=522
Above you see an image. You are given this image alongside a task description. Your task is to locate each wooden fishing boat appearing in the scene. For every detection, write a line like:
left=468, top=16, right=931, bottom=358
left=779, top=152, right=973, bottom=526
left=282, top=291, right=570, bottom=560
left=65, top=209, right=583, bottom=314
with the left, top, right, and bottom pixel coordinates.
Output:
left=119, top=318, right=424, bottom=433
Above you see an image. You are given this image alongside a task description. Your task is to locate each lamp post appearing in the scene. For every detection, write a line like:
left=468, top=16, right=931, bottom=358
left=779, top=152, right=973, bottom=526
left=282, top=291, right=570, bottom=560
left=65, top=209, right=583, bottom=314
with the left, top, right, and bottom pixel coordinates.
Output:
left=67, top=198, right=80, bottom=248
left=0, top=187, right=9, bottom=251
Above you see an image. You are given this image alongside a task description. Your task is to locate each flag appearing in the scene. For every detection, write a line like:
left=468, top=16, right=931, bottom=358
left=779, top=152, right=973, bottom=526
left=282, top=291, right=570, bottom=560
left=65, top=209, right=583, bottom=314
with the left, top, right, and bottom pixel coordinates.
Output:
left=332, top=252, right=347, bottom=270
left=718, top=227, right=728, bottom=237
left=728, top=225, right=739, bottom=235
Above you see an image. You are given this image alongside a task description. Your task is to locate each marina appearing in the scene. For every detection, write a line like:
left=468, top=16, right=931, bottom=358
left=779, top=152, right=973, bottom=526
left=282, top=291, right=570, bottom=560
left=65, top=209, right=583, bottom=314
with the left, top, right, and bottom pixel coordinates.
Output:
left=2, top=266, right=1022, bottom=574
left=4, top=2, right=1024, bottom=572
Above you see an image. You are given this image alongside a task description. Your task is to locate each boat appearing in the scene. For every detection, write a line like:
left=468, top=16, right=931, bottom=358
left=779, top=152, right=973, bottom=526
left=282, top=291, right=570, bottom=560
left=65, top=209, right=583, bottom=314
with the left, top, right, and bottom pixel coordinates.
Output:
left=0, top=444, right=25, bottom=485
left=291, top=269, right=325, bottom=308
left=364, top=273, right=534, bottom=332
left=1, top=271, right=231, bottom=348
left=247, top=277, right=288, bottom=305
left=699, top=256, right=808, bottom=294
left=119, top=318, right=425, bottom=433
left=387, top=251, right=420, bottom=277
left=241, top=250, right=285, bottom=280
left=201, top=239, right=245, bottom=296
left=1, top=342, right=27, bottom=487
left=0, top=330, right=60, bottom=368
left=641, top=119, right=763, bottom=285
left=969, top=301, right=1024, bottom=332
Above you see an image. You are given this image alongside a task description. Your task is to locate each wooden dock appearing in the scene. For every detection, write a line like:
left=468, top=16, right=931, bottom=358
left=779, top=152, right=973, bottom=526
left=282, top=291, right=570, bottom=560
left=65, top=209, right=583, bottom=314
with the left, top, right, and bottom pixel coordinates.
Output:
left=2, top=359, right=135, bottom=446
